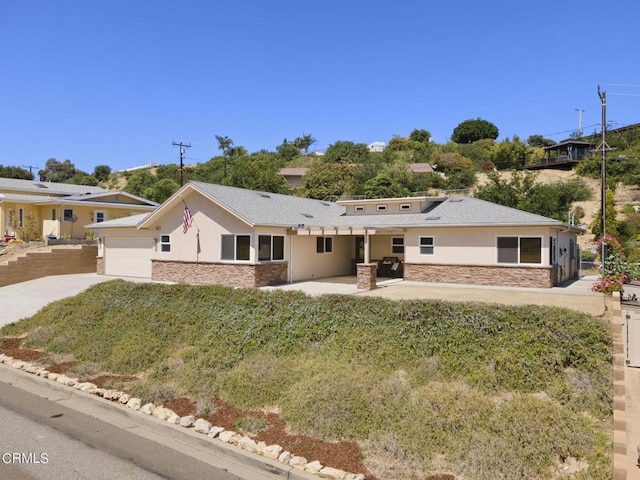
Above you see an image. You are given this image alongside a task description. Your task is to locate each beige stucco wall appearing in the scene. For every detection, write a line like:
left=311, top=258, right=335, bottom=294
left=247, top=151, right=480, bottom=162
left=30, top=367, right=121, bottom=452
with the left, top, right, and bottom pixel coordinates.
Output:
left=290, top=234, right=351, bottom=281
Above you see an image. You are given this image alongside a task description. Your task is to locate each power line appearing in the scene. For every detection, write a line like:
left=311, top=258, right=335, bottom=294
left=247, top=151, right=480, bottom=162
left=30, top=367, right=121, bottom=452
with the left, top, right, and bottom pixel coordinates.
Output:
left=172, top=141, right=191, bottom=187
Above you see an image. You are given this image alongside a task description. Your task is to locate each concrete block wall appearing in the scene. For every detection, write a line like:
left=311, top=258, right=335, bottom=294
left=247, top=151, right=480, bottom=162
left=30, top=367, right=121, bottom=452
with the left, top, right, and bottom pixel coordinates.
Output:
left=404, top=263, right=555, bottom=288
left=152, top=260, right=288, bottom=288
left=0, top=245, right=98, bottom=287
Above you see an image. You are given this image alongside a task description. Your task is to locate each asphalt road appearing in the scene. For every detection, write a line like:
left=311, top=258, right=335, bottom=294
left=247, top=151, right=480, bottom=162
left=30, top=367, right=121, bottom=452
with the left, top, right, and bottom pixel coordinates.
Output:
left=0, top=381, right=243, bottom=480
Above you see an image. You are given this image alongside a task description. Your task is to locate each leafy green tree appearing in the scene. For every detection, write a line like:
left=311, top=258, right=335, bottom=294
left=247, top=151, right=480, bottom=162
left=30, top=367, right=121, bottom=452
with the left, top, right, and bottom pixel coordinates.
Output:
left=302, top=161, right=353, bottom=199
left=451, top=118, right=499, bottom=144
left=0, top=165, right=33, bottom=180
left=433, top=152, right=474, bottom=174
left=409, top=128, right=431, bottom=144
left=363, top=172, right=410, bottom=199
left=93, top=165, right=112, bottom=182
left=193, top=157, right=225, bottom=184
left=215, top=135, right=234, bottom=178
left=142, top=178, right=179, bottom=203
left=124, top=170, right=157, bottom=197
left=445, top=170, right=476, bottom=190
left=527, top=135, right=555, bottom=147
left=489, top=136, right=527, bottom=170
left=38, top=158, right=77, bottom=182
left=68, top=172, right=99, bottom=186
left=227, top=153, right=291, bottom=194
left=324, top=141, right=369, bottom=164
left=277, top=142, right=302, bottom=161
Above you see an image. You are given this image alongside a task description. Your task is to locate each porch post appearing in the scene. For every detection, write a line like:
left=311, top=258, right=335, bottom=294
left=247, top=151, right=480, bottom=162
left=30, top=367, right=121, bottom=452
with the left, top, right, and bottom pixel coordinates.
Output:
left=357, top=229, right=377, bottom=290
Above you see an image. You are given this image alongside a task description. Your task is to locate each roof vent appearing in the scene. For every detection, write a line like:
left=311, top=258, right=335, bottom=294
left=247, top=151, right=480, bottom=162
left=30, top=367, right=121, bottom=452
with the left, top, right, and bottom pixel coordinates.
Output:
left=449, top=198, right=464, bottom=202
left=259, top=193, right=271, bottom=198
left=320, top=202, right=331, bottom=206
left=425, top=216, right=441, bottom=221
left=34, top=183, right=48, bottom=189
left=302, top=213, right=314, bottom=218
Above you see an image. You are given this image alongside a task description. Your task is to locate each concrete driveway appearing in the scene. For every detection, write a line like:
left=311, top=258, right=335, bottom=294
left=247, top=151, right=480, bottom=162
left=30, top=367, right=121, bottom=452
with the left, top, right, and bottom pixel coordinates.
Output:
left=0, top=274, right=152, bottom=327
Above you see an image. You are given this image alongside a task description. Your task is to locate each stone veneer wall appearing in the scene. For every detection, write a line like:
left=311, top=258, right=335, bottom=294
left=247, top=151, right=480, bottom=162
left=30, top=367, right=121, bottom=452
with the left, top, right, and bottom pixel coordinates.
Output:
left=152, top=260, right=288, bottom=288
left=0, top=245, right=98, bottom=287
left=611, top=293, right=627, bottom=480
left=96, top=257, right=104, bottom=275
left=404, top=263, right=557, bottom=288
left=356, top=263, right=377, bottom=290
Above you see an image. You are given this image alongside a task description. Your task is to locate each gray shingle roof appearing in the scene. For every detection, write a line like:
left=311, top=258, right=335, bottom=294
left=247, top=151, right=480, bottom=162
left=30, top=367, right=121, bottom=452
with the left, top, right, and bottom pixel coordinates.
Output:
left=85, top=213, right=150, bottom=229
left=0, top=177, right=105, bottom=196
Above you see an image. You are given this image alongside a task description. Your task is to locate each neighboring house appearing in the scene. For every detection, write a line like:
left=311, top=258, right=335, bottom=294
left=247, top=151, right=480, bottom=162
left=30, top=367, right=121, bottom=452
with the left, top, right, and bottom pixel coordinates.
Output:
left=0, top=177, right=158, bottom=241
left=408, top=163, right=434, bottom=174
left=526, top=139, right=592, bottom=170
left=90, top=181, right=584, bottom=289
left=367, top=141, right=386, bottom=152
left=278, top=167, right=309, bottom=188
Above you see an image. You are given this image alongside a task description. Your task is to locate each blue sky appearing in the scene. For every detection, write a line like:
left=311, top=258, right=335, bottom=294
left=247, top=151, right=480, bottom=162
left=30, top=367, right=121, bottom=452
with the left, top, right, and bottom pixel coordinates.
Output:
left=1, top=1, right=639, bottom=174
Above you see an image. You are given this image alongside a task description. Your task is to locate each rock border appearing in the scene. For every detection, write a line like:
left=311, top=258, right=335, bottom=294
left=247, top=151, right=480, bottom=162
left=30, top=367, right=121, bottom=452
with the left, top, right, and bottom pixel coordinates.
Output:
left=0, top=353, right=365, bottom=480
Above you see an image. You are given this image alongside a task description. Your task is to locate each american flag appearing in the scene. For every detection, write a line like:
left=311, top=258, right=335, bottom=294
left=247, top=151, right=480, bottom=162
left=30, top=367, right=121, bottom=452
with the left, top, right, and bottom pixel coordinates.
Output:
left=183, top=206, right=193, bottom=233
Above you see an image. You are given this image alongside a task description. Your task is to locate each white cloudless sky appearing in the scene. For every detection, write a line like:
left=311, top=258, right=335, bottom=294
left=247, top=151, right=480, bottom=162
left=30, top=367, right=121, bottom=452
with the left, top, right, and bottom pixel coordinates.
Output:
left=1, top=0, right=639, bottom=173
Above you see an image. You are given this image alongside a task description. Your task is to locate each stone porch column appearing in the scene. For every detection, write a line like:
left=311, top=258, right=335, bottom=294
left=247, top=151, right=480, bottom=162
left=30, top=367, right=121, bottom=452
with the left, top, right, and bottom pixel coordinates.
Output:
left=357, top=263, right=377, bottom=290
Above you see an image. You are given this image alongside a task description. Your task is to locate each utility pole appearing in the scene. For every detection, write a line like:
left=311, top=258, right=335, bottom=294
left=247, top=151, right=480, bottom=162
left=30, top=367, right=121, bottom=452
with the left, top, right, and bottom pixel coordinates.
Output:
left=172, top=141, right=191, bottom=187
left=22, top=165, right=39, bottom=175
left=575, top=108, right=584, bottom=137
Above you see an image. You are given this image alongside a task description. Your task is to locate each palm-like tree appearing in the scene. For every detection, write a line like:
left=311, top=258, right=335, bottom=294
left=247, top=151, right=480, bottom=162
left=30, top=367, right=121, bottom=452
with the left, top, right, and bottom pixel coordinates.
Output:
left=215, top=135, right=233, bottom=178
left=294, top=133, right=317, bottom=155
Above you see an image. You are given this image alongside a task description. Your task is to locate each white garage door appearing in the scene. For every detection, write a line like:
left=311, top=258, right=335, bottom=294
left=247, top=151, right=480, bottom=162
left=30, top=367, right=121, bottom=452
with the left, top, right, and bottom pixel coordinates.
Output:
left=105, top=236, right=153, bottom=278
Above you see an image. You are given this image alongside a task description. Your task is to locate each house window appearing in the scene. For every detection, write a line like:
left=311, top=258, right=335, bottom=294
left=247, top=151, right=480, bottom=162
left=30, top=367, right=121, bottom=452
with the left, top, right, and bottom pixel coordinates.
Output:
left=51, top=209, right=56, bottom=221
left=221, top=234, right=251, bottom=261
left=316, top=236, right=333, bottom=254
left=419, top=236, right=434, bottom=255
left=392, top=237, right=405, bottom=254
left=550, top=236, right=557, bottom=265
left=160, top=234, right=171, bottom=252
left=497, top=236, right=542, bottom=264
left=354, top=205, right=365, bottom=213
left=63, top=209, right=74, bottom=222
left=18, top=208, right=24, bottom=228
left=376, top=205, right=388, bottom=212
left=95, top=211, right=107, bottom=223
left=400, top=204, right=411, bottom=211
left=258, top=235, right=285, bottom=261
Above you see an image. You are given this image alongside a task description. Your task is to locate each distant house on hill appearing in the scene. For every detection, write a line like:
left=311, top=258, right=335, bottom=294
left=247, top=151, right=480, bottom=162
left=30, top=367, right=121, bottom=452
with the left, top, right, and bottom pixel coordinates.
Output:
left=526, top=139, right=592, bottom=170
left=367, top=142, right=386, bottom=152
left=278, top=167, right=309, bottom=188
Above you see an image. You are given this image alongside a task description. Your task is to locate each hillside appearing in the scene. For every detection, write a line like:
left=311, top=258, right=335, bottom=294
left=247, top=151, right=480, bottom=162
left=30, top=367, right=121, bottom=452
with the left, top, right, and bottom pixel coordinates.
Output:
left=0, top=281, right=613, bottom=480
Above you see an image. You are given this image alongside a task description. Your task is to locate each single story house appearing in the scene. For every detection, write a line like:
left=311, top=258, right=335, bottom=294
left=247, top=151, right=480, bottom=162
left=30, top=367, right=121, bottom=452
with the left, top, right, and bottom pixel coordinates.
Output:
left=89, top=181, right=584, bottom=289
left=0, top=177, right=158, bottom=241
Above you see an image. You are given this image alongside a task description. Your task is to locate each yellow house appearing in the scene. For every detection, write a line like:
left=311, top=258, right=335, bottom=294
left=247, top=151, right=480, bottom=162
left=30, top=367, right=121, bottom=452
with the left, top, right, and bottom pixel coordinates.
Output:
left=0, top=177, right=157, bottom=241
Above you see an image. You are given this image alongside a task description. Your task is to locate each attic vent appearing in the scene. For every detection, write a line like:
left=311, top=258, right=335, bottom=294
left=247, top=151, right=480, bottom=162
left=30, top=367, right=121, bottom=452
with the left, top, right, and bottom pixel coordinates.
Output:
left=34, top=183, right=48, bottom=189
left=449, top=198, right=464, bottom=202
left=320, top=202, right=330, bottom=206
left=259, top=193, right=271, bottom=198
left=425, top=216, right=441, bottom=221
left=302, top=213, right=314, bottom=218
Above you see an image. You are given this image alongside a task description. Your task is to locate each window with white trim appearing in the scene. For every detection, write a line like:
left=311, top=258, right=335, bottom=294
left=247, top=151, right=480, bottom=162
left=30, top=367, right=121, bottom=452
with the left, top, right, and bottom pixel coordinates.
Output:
left=550, top=236, right=557, bottom=265
left=354, top=205, right=365, bottom=213
left=63, top=209, right=74, bottom=222
left=392, top=237, right=404, bottom=254
left=221, top=234, right=251, bottom=261
left=376, top=204, right=388, bottom=212
left=419, top=236, right=434, bottom=255
left=258, top=235, right=285, bottom=261
left=497, top=236, right=542, bottom=264
left=316, top=236, right=333, bottom=254
left=18, top=208, right=24, bottom=228
left=95, top=210, right=107, bottom=223
left=400, top=204, right=411, bottom=211
left=160, top=234, right=171, bottom=252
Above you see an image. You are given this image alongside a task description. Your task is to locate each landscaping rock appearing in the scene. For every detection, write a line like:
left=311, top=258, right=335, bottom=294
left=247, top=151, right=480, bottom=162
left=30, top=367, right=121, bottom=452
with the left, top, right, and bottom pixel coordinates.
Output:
left=140, top=403, right=155, bottom=415
left=290, top=456, right=308, bottom=470
left=118, top=393, right=130, bottom=404
left=208, top=426, right=224, bottom=438
left=278, top=451, right=292, bottom=465
left=263, top=444, right=282, bottom=460
left=153, top=407, right=174, bottom=421
left=319, top=467, right=348, bottom=479
left=305, top=460, right=323, bottom=474
left=87, top=388, right=107, bottom=397
left=167, top=413, right=181, bottom=425
left=237, top=436, right=257, bottom=453
left=218, top=430, right=238, bottom=443
left=194, top=418, right=212, bottom=434
left=47, top=372, right=60, bottom=381
left=179, top=415, right=195, bottom=428
left=127, top=398, right=142, bottom=410
left=345, top=474, right=365, bottom=480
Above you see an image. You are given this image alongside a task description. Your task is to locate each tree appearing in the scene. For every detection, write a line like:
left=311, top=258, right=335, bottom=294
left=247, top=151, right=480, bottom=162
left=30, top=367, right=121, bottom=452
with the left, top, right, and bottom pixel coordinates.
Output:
left=124, top=170, right=157, bottom=197
left=489, top=136, right=527, bottom=170
left=38, top=158, right=77, bottom=182
left=142, top=178, right=179, bottom=203
left=277, top=142, right=302, bottom=161
left=451, top=118, right=499, bottom=144
left=324, top=141, right=369, bottom=164
left=409, top=129, right=431, bottom=144
left=93, top=165, right=112, bottom=182
left=215, top=135, right=234, bottom=178
left=68, top=172, right=99, bottom=186
left=302, top=161, right=353, bottom=199
left=0, top=165, right=33, bottom=180
left=293, top=133, right=317, bottom=155
left=363, top=172, right=409, bottom=199
left=527, top=135, right=555, bottom=147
